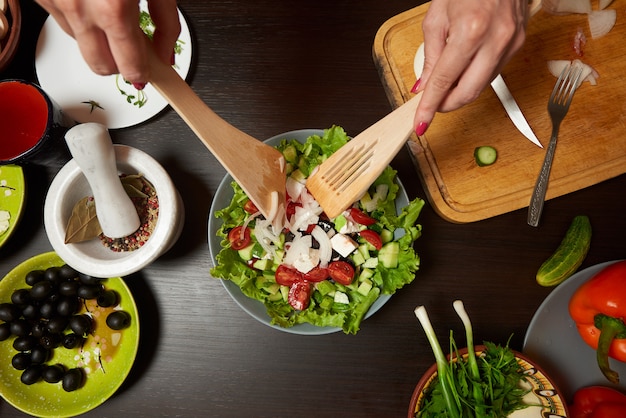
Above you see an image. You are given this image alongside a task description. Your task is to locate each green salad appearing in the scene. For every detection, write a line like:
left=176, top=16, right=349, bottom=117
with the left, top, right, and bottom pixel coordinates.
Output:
left=211, top=126, right=425, bottom=334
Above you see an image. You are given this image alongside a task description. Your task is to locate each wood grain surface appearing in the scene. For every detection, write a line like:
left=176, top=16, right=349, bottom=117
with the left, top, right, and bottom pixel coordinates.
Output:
left=374, top=1, right=626, bottom=223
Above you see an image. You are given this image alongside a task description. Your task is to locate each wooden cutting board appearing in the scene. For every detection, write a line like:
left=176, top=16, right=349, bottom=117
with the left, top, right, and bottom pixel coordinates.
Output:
left=373, top=1, right=626, bottom=223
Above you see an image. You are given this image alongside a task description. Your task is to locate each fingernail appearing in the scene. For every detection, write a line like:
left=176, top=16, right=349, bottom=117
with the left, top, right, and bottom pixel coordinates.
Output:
left=410, top=78, right=421, bottom=93
left=415, top=121, right=428, bottom=136
left=170, top=50, right=176, bottom=66
left=132, top=82, right=147, bottom=90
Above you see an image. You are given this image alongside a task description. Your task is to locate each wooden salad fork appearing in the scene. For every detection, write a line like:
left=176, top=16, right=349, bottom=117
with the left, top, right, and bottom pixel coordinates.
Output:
left=307, top=92, right=423, bottom=218
left=146, top=48, right=286, bottom=223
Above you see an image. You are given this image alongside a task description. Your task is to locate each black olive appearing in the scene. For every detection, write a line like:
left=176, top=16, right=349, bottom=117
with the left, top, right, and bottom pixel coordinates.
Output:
left=30, top=346, right=50, bottom=364
left=11, top=352, right=31, bottom=370
left=21, top=365, right=43, bottom=385
left=10, top=319, right=31, bottom=337
left=44, top=266, right=63, bottom=285
left=58, top=264, right=79, bottom=281
left=62, top=333, right=84, bottom=349
left=58, top=280, right=79, bottom=296
left=30, top=281, right=54, bottom=301
left=0, top=322, right=11, bottom=341
left=69, top=314, right=92, bottom=335
left=78, top=273, right=102, bottom=286
left=39, top=333, right=61, bottom=350
left=39, top=301, right=56, bottom=319
left=30, top=322, right=46, bottom=338
left=21, top=304, right=39, bottom=320
left=13, top=336, right=37, bottom=352
left=42, top=364, right=65, bottom=383
left=46, top=316, right=69, bottom=334
left=106, top=310, right=131, bottom=330
left=97, top=290, right=118, bottom=308
left=10, top=288, right=31, bottom=305
left=24, top=269, right=45, bottom=286
left=0, top=302, right=21, bottom=322
left=77, top=284, right=102, bottom=300
left=56, top=296, right=80, bottom=317
left=317, top=218, right=334, bottom=233
left=62, top=368, right=84, bottom=392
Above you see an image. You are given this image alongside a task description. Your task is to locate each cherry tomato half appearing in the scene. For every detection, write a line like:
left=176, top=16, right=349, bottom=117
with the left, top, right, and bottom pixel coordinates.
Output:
left=275, top=265, right=303, bottom=287
left=349, top=208, right=376, bottom=226
left=228, top=226, right=251, bottom=250
left=288, top=281, right=312, bottom=311
left=304, top=266, right=329, bottom=282
left=360, top=229, right=382, bottom=250
left=328, top=261, right=355, bottom=285
left=243, top=199, right=259, bottom=214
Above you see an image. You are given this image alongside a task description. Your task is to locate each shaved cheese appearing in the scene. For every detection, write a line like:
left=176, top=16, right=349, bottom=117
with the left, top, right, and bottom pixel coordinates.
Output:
left=542, top=0, right=591, bottom=14
left=588, top=9, right=616, bottom=39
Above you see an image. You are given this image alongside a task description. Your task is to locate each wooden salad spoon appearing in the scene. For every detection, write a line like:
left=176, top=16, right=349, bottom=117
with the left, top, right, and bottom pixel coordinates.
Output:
left=147, top=47, right=286, bottom=224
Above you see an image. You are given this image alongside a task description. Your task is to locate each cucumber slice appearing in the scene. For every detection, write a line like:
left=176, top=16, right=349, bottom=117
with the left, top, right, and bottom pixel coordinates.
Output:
left=474, top=146, right=497, bottom=166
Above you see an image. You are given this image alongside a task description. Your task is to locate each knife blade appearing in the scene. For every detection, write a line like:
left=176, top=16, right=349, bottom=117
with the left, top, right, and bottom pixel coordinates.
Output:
left=490, top=74, right=543, bottom=148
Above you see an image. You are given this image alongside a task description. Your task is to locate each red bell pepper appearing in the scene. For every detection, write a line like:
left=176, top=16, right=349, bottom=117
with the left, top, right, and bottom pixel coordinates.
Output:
left=569, top=260, right=626, bottom=384
left=569, top=386, right=626, bottom=418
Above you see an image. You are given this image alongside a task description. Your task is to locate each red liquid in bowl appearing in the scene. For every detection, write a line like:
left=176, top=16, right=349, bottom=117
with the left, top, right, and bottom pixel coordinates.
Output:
left=0, top=82, right=49, bottom=161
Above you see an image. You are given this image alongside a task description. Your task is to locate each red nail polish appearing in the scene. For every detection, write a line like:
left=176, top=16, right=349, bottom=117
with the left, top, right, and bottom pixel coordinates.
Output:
left=132, top=82, right=147, bottom=90
left=170, top=51, right=176, bottom=66
left=415, top=121, right=428, bottom=136
left=411, top=78, right=421, bottom=93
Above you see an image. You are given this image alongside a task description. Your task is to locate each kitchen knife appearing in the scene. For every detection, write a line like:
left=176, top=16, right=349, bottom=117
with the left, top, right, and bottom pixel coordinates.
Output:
left=491, top=74, right=543, bottom=148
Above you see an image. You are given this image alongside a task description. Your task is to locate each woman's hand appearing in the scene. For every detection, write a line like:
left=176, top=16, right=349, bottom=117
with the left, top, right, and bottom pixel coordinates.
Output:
left=36, top=0, right=180, bottom=86
left=413, top=0, right=529, bottom=136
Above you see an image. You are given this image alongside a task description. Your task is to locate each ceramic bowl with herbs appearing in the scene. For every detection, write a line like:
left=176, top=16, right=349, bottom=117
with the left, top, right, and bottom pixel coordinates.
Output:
left=44, top=145, right=184, bottom=278
left=411, top=302, right=569, bottom=418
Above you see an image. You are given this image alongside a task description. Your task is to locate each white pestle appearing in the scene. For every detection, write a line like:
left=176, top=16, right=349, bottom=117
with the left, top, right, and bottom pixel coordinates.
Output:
left=64, top=123, right=141, bottom=239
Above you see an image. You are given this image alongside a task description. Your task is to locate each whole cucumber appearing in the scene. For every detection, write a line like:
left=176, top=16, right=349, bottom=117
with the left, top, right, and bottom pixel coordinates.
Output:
left=536, top=215, right=592, bottom=287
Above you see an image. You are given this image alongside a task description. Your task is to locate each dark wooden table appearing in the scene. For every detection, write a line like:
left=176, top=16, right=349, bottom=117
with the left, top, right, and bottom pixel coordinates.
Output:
left=1, top=1, right=625, bottom=416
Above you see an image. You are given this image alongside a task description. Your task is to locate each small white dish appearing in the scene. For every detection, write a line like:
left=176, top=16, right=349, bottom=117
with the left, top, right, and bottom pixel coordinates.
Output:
left=44, top=145, right=184, bottom=278
left=34, top=1, right=193, bottom=129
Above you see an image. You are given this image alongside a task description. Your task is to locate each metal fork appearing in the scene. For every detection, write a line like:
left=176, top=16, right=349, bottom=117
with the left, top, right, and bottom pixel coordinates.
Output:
left=527, top=64, right=584, bottom=227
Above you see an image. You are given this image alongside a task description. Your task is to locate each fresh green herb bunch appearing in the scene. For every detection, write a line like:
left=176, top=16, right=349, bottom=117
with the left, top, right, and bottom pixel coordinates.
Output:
left=417, top=339, right=530, bottom=417
left=415, top=301, right=531, bottom=418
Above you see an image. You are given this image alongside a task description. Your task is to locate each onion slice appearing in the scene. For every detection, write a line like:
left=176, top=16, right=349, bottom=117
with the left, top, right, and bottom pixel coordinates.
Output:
left=588, top=9, right=616, bottom=39
left=599, top=0, right=614, bottom=10
left=547, top=59, right=599, bottom=87
left=542, top=0, right=591, bottom=15
left=310, top=225, right=332, bottom=268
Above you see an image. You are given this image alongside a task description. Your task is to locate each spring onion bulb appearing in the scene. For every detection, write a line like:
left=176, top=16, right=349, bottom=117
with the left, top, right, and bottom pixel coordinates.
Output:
left=414, top=306, right=461, bottom=418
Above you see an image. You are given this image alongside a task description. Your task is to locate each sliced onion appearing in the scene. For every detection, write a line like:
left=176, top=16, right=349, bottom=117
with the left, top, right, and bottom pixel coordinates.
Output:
left=282, top=234, right=310, bottom=267
left=588, top=9, right=616, bottom=39
left=542, top=0, right=591, bottom=15
left=286, top=176, right=306, bottom=202
left=599, top=0, right=614, bottom=10
left=254, top=218, right=282, bottom=259
left=311, top=225, right=332, bottom=268
left=573, top=27, right=586, bottom=57
left=547, top=59, right=599, bottom=87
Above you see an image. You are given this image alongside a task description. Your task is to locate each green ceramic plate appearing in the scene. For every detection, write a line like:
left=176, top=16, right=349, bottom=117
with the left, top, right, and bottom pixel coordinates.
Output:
left=0, top=165, right=26, bottom=248
left=0, top=252, right=140, bottom=417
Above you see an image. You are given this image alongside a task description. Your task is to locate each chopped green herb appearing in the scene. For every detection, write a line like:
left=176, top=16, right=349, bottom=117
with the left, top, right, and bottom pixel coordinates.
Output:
left=81, top=100, right=104, bottom=113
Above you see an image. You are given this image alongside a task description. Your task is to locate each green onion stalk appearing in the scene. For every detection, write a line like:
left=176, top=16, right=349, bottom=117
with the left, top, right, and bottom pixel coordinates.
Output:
left=453, top=300, right=485, bottom=417
left=414, top=306, right=461, bottom=418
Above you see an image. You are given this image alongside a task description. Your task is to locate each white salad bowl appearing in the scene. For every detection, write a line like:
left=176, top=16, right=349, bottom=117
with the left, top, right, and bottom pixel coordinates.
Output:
left=44, top=145, right=184, bottom=278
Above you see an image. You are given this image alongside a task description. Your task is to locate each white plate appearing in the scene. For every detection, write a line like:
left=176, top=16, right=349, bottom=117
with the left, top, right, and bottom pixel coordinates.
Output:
left=523, top=260, right=626, bottom=400
left=34, top=1, right=192, bottom=129
left=207, top=129, right=412, bottom=335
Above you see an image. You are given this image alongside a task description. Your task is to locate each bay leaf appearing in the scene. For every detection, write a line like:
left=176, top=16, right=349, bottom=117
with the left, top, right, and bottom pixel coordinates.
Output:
left=64, top=197, right=103, bottom=244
